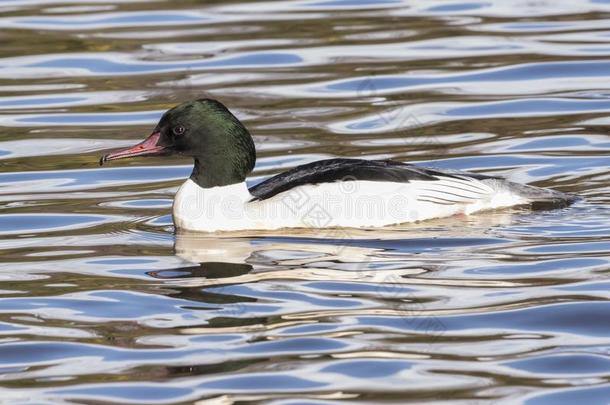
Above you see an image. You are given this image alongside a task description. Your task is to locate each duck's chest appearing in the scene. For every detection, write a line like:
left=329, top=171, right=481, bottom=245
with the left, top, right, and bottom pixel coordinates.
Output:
left=173, top=179, right=253, bottom=232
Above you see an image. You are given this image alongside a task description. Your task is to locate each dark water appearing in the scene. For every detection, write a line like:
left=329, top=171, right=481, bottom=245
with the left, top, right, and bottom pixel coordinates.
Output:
left=1, top=0, right=609, bottom=403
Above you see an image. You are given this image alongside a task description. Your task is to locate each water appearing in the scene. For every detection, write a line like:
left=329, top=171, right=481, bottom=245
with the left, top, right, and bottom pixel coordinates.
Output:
left=0, top=0, right=609, bottom=403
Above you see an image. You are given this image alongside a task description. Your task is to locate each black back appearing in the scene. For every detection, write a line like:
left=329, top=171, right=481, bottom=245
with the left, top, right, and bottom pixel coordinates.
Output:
left=249, top=158, right=496, bottom=201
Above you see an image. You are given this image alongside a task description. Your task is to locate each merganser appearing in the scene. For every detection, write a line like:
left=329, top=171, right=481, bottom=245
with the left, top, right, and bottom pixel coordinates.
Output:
left=100, top=99, right=577, bottom=232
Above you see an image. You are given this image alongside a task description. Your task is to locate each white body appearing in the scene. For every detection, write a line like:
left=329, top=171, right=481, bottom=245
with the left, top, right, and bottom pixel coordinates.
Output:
left=173, top=176, right=527, bottom=232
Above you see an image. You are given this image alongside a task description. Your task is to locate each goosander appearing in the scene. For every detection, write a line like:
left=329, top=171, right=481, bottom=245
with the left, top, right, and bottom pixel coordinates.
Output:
left=101, top=99, right=577, bottom=232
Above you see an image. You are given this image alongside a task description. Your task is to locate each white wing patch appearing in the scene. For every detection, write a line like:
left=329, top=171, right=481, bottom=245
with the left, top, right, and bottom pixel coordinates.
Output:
left=413, top=175, right=495, bottom=206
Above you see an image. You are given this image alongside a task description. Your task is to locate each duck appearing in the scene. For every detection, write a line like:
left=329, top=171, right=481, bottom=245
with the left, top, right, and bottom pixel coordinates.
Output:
left=100, top=98, right=577, bottom=232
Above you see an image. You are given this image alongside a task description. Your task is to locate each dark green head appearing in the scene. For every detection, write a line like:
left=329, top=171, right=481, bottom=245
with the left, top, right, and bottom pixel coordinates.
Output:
left=101, top=99, right=256, bottom=188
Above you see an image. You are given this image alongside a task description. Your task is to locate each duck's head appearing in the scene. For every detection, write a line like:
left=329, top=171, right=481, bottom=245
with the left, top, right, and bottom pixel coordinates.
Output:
left=101, top=98, right=256, bottom=188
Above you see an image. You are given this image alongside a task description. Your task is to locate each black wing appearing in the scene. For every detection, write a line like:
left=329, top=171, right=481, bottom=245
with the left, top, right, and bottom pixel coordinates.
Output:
left=249, top=158, right=498, bottom=201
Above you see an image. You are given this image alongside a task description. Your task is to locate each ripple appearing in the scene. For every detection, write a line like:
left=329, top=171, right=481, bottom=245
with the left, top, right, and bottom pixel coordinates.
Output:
left=0, top=52, right=304, bottom=79
left=0, top=138, right=136, bottom=159
left=0, top=213, right=125, bottom=235
left=0, top=290, right=214, bottom=327
left=329, top=98, right=610, bottom=134
left=270, top=60, right=610, bottom=98
left=525, top=384, right=610, bottom=405
left=0, top=90, right=149, bottom=109
left=0, top=166, right=189, bottom=196
left=0, top=10, right=216, bottom=30
left=506, top=353, right=610, bottom=375
left=337, top=302, right=610, bottom=337
left=0, top=109, right=162, bottom=127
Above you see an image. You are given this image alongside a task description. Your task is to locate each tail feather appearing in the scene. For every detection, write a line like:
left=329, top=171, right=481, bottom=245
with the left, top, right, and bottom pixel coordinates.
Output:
left=482, top=179, right=579, bottom=209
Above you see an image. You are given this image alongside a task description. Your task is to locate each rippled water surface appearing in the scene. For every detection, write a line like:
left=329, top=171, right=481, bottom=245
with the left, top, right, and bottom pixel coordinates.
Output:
left=1, top=0, right=610, bottom=403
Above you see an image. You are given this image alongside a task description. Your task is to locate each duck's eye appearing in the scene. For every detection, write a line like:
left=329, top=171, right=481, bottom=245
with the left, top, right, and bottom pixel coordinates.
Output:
left=173, top=125, right=186, bottom=136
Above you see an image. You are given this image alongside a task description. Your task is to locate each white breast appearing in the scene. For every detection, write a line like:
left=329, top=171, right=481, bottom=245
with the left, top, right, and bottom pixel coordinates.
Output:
left=173, top=179, right=252, bottom=232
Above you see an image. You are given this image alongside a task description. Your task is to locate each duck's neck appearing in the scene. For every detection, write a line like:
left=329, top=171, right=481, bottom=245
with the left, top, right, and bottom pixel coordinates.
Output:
left=175, top=154, right=255, bottom=231
left=189, top=157, right=250, bottom=189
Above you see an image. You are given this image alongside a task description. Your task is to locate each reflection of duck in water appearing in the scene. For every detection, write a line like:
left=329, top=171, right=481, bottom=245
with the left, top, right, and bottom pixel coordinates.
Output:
left=167, top=229, right=411, bottom=287
left=146, top=214, right=522, bottom=319
left=172, top=211, right=517, bottom=268
left=173, top=229, right=377, bottom=266
left=101, top=99, right=577, bottom=232
left=155, top=212, right=518, bottom=295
